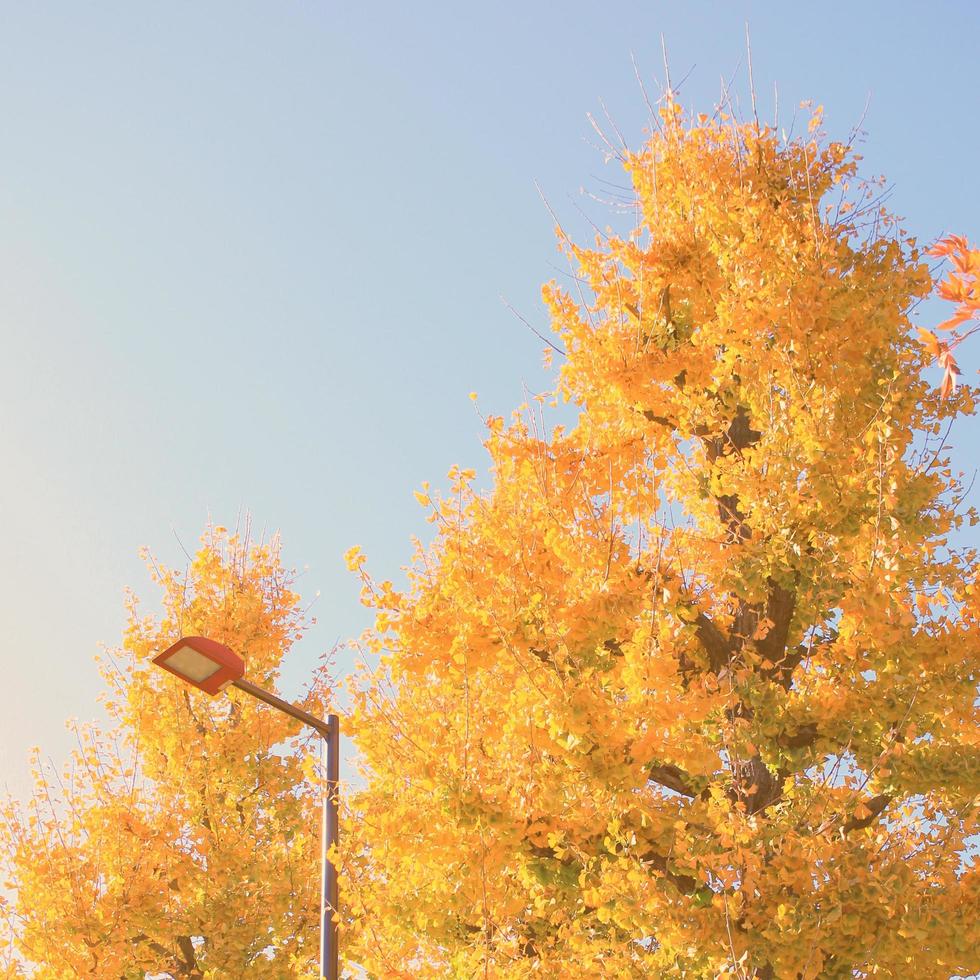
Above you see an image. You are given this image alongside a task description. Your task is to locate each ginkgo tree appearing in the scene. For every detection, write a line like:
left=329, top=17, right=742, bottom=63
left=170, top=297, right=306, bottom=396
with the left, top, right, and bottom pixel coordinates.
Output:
left=339, top=101, right=980, bottom=979
left=1, top=528, right=326, bottom=977
left=2, top=97, right=978, bottom=980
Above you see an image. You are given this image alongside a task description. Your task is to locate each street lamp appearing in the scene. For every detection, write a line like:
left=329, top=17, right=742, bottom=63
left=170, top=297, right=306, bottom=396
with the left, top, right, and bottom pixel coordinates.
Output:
left=153, top=636, right=340, bottom=980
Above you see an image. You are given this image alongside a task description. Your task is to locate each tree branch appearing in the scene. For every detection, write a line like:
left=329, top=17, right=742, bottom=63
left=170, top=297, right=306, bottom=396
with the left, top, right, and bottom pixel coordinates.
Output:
left=778, top=722, right=819, bottom=750
left=647, top=763, right=698, bottom=798
left=733, top=755, right=784, bottom=815
left=695, top=611, right=730, bottom=673
left=843, top=793, right=892, bottom=833
left=636, top=847, right=702, bottom=895
left=176, top=935, right=203, bottom=978
left=755, top=581, right=797, bottom=666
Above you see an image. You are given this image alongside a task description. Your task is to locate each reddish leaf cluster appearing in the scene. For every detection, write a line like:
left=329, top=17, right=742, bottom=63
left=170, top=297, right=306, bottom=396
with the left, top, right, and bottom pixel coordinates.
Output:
left=924, top=235, right=980, bottom=399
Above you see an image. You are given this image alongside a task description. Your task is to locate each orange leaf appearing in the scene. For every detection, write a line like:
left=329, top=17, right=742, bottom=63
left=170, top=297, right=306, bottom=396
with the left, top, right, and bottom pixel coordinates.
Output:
left=917, top=328, right=941, bottom=358
left=927, top=234, right=970, bottom=257
left=937, top=277, right=969, bottom=303
left=951, top=249, right=977, bottom=274
left=938, top=348, right=961, bottom=400
left=935, top=310, right=974, bottom=332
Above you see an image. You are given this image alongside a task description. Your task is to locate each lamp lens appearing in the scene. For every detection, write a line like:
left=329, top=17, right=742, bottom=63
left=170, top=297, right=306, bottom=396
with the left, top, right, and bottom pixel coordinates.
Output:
left=163, top=646, right=222, bottom=683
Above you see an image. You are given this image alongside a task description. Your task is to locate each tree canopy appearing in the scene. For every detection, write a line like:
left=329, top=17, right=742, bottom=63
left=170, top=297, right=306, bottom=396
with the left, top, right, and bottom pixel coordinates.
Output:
left=1, top=529, right=325, bottom=977
left=2, top=100, right=978, bottom=979
left=341, top=102, right=979, bottom=978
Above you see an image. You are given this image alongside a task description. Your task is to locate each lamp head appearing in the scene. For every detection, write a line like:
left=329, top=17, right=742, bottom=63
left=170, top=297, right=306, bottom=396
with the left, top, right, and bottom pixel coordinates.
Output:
left=152, top=636, right=245, bottom=695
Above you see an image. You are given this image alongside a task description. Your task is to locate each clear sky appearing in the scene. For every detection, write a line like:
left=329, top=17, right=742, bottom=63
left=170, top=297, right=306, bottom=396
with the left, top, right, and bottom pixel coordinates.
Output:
left=1, top=2, right=978, bottom=799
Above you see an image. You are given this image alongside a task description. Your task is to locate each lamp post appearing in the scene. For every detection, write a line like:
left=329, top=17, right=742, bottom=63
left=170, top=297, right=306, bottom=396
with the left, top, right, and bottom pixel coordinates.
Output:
left=152, top=635, right=340, bottom=980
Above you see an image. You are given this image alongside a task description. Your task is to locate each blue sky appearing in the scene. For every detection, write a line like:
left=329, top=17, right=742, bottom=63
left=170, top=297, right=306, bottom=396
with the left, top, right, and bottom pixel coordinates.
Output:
left=1, top=2, right=978, bottom=797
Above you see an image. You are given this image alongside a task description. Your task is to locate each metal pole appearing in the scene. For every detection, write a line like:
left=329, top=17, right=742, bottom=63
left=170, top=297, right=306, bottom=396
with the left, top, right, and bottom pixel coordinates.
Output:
left=321, top=714, right=340, bottom=980
left=231, top=678, right=333, bottom=738
left=229, top=678, right=339, bottom=976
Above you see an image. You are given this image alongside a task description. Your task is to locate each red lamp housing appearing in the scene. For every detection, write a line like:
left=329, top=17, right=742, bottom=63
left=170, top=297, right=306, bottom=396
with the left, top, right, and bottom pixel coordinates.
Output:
left=152, top=636, right=245, bottom=695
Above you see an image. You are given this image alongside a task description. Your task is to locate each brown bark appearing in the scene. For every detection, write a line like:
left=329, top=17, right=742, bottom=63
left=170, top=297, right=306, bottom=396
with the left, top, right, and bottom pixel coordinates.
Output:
left=647, top=763, right=698, bottom=798
left=843, top=793, right=892, bottom=833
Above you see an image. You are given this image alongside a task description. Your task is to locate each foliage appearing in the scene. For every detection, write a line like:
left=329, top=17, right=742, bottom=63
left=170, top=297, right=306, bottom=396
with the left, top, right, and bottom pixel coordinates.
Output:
left=1, top=528, right=323, bottom=978
left=920, top=234, right=980, bottom=399
left=341, top=102, right=980, bottom=979
left=2, top=98, right=978, bottom=980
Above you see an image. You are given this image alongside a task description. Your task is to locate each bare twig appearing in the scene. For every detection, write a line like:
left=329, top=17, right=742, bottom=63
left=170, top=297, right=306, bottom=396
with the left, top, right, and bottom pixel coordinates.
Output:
left=500, top=296, right=566, bottom=358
